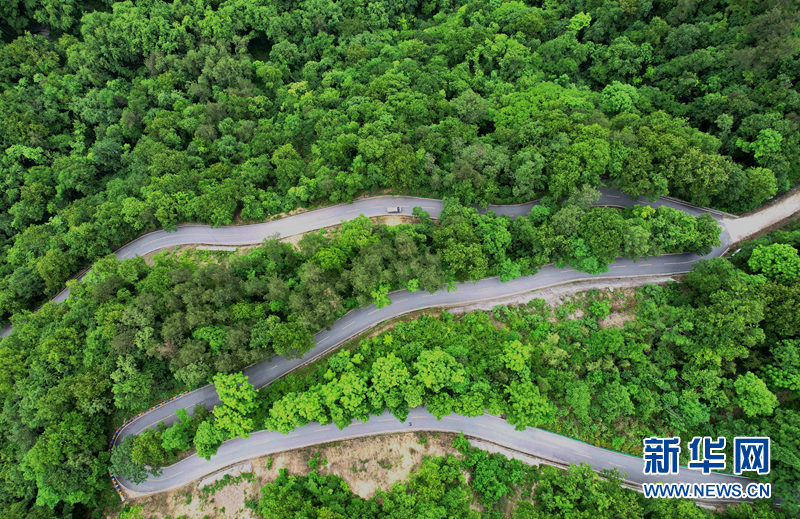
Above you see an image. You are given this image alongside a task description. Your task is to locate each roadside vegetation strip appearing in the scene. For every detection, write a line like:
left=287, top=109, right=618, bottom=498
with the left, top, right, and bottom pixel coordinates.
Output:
left=120, top=409, right=754, bottom=501
left=0, top=186, right=724, bottom=338
left=132, top=432, right=778, bottom=519
left=247, top=436, right=766, bottom=518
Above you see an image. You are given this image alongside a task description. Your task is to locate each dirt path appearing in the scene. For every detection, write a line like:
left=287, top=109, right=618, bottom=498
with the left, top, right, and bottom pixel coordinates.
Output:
left=724, top=185, right=800, bottom=243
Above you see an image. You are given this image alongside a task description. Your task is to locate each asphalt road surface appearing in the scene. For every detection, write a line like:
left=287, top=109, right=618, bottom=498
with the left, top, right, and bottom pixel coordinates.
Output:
left=130, top=408, right=754, bottom=501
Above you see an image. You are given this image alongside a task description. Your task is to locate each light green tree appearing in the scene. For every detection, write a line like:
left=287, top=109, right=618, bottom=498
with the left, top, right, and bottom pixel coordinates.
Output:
left=504, top=380, right=556, bottom=429
left=193, top=420, right=225, bottom=460
left=734, top=372, right=778, bottom=418
left=501, top=339, right=531, bottom=373
left=212, top=372, right=258, bottom=439
left=748, top=243, right=800, bottom=283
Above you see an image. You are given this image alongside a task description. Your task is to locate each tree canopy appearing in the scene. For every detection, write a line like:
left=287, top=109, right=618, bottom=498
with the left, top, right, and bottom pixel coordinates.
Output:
left=0, top=0, right=798, bottom=321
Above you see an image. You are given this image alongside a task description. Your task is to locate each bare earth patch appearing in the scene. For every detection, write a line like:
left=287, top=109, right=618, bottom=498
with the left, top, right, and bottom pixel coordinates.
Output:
left=598, top=310, right=635, bottom=329
left=117, top=432, right=458, bottom=519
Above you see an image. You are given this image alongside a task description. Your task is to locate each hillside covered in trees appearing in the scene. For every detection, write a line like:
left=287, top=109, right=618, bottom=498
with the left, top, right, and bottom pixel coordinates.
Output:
left=113, top=222, right=800, bottom=517
left=118, top=436, right=788, bottom=519
left=1, top=0, right=798, bottom=320
left=1, top=0, right=799, bottom=517
left=252, top=438, right=787, bottom=519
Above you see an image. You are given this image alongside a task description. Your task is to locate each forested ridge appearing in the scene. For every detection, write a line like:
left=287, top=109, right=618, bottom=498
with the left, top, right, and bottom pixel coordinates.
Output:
left=1, top=0, right=798, bottom=320
left=249, top=438, right=787, bottom=519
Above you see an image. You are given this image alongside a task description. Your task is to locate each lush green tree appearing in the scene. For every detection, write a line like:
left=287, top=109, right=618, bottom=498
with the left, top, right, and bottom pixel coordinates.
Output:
left=22, top=412, right=109, bottom=508
left=257, top=468, right=378, bottom=518
left=160, top=408, right=198, bottom=452
left=504, top=379, right=556, bottom=429
left=501, top=339, right=532, bottom=373
left=523, top=464, right=643, bottom=518
left=748, top=243, right=800, bottom=284
left=212, top=372, right=258, bottom=439
left=109, top=436, right=148, bottom=484
left=734, top=372, right=778, bottom=418
left=129, top=429, right=168, bottom=473
left=413, top=349, right=468, bottom=394
left=764, top=340, right=800, bottom=392
left=193, top=420, right=225, bottom=460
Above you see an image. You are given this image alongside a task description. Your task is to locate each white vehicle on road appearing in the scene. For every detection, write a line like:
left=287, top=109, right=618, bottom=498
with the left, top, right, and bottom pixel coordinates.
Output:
left=386, top=206, right=402, bottom=213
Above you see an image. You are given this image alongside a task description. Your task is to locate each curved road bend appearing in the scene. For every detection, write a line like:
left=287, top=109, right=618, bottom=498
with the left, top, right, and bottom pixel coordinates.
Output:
left=0, top=187, right=727, bottom=338
left=127, top=408, right=754, bottom=502
left=0, top=188, right=760, bottom=498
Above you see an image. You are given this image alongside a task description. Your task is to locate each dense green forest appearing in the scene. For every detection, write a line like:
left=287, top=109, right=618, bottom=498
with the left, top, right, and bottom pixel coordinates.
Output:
left=114, top=221, right=800, bottom=516
left=1, top=0, right=799, bottom=517
left=1, top=0, right=798, bottom=320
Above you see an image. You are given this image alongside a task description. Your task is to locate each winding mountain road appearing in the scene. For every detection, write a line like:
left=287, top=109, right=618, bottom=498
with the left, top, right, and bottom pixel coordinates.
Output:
left=105, top=189, right=746, bottom=498
left=132, top=408, right=755, bottom=502
left=3, top=186, right=797, bottom=499
left=110, top=188, right=734, bottom=450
